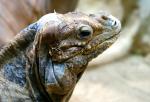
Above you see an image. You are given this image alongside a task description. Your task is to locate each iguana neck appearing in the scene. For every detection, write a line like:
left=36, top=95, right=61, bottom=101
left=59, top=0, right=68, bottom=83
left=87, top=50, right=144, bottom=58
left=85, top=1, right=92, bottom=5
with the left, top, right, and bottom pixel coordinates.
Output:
left=0, top=23, right=38, bottom=68
left=2, top=45, right=51, bottom=101
left=1, top=23, right=51, bottom=101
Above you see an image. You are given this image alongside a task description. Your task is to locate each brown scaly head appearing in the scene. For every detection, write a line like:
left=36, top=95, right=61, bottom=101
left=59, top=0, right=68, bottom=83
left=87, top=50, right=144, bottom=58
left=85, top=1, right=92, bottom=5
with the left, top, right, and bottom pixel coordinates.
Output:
left=37, top=11, right=121, bottom=62
left=32, top=11, right=121, bottom=100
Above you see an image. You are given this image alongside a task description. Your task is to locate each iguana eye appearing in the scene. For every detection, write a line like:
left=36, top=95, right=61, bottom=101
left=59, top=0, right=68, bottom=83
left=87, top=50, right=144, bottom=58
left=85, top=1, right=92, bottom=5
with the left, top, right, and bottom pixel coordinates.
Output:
left=78, top=25, right=93, bottom=39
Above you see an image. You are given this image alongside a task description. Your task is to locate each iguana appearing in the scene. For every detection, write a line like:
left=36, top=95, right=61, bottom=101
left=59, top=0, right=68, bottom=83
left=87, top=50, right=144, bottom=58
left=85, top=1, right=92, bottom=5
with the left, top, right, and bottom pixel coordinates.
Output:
left=0, top=11, right=121, bottom=102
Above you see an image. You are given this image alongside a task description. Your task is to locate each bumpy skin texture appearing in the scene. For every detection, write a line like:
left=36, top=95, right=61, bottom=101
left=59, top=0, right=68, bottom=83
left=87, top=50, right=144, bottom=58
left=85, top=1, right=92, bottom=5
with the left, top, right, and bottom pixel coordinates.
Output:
left=0, top=12, right=121, bottom=102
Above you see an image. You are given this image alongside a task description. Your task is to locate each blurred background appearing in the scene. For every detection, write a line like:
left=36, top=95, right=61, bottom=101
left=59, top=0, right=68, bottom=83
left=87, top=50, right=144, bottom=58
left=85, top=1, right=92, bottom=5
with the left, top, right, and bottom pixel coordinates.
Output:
left=0, top=0, right=150, bottom=102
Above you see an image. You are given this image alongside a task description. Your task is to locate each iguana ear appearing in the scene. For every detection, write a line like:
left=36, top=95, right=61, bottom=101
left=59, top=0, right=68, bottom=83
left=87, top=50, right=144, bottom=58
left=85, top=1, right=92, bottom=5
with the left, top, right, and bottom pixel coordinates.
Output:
left=37, top=21, right=62, bottom=44
left=0, top=24, right=37, bottom=68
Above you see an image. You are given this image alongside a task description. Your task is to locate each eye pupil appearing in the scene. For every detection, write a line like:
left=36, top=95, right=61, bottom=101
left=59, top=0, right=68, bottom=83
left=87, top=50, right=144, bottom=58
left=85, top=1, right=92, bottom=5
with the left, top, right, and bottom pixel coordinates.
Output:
left=80, top=30, right=91, bottom=37
left=78, top=26, right=93, bottom=39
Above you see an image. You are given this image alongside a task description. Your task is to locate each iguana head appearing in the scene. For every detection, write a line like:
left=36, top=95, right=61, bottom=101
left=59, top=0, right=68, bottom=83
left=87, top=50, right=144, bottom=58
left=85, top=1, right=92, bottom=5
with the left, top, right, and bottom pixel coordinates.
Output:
left=37, top=11, right=121, bottom=62
left=34, top=11, right=121, bottom=97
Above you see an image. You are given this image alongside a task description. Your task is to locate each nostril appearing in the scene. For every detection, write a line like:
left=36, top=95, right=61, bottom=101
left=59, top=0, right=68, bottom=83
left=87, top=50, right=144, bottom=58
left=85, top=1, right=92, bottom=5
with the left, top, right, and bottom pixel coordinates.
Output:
left=110, top=20, right=118, bottom=27
left=114, top=21, right=117, bottom=26
left=101, top=15, right=109, bottom=20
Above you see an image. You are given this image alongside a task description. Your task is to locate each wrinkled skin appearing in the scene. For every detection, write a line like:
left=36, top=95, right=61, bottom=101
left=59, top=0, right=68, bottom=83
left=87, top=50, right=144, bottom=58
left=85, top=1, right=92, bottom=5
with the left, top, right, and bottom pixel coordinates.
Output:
left=0, top=12, right=121, bottom=102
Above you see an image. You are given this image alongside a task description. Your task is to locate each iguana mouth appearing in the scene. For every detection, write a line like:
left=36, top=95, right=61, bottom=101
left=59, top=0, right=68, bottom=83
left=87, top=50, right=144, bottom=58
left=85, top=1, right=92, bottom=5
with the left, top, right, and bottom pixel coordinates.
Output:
left=49, top=34, right=118, bottom=63
left=83, top=33, right=119, bottom=55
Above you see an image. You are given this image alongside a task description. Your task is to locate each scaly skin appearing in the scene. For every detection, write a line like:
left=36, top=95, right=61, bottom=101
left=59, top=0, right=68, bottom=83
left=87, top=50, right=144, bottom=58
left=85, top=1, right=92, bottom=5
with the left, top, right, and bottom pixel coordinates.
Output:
left=0, top=11, right=121, bottom=102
